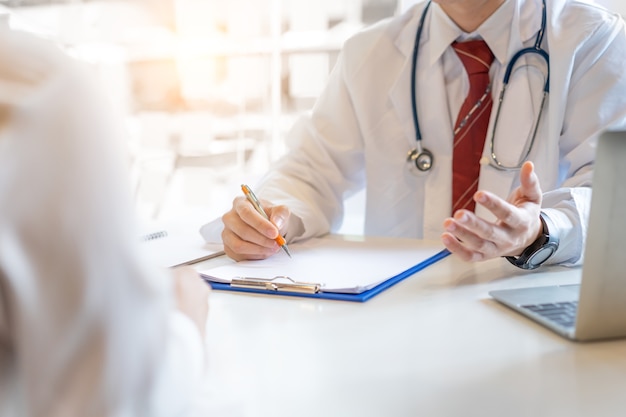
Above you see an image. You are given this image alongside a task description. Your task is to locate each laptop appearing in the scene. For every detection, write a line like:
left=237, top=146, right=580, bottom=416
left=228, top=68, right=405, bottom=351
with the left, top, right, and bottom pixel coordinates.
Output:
left=489, top=130, right=626, bottom=342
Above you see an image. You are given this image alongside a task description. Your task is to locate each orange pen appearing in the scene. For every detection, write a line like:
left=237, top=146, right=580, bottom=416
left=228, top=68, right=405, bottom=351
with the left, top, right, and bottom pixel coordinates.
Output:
left=241, top=184, right=292, bottom=258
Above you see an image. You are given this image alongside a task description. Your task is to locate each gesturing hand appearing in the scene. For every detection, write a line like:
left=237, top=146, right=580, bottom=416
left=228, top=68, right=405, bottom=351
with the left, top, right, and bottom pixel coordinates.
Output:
left=441, top=161, right=544, bottom=262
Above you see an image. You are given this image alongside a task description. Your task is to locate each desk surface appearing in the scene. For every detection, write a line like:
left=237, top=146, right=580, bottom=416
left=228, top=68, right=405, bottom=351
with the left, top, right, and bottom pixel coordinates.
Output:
left=193, top=237, right=626, bottom=417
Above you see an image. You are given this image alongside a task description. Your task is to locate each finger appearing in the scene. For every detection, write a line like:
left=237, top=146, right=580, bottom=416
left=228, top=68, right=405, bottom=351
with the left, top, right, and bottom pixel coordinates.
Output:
left=264, top=203, right=290, bottom=235
left=236, top=197, right=280, bottom=240
left=474, top=191, right=522, bottom=228
left=221, top=227, right=279, bottom=261
left=441, top=232, right=484, bottom=262
left=444, top=214, right=498, bottom=255
left=518, top=161, right=542, bottom=203
left=224, top=207, right=279, bottom=249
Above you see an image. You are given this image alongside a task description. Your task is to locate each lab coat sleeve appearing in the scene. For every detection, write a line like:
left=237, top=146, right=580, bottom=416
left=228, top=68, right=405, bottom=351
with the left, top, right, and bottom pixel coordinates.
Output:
left=542, top=8, right=626, bottom=266
left=0, top=32, right=204, bottom=417
left=255, top=44, right=369, bottom=242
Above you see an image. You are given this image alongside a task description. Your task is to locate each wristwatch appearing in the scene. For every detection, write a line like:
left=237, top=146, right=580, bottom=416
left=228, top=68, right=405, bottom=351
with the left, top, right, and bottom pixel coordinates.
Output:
left=506, top=212, right=559, bottom=270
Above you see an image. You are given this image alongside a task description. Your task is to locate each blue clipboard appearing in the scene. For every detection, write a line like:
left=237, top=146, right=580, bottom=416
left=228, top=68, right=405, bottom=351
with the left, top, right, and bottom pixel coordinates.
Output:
left=207, top=249, right=450, bottom=302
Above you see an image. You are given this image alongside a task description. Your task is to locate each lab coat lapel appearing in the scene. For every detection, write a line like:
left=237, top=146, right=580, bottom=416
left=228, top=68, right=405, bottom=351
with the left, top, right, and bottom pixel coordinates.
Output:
left=389, top=4, right=454, bottom=238
left=388, top=6, right=423, bottom=143
left=476, top=0, right=542, bottom=220
left=418, top=53, right=454, bottom=237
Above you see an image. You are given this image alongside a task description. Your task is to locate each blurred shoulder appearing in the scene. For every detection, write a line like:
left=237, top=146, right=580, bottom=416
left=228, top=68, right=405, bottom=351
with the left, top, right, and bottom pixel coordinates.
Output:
left=0, top=26, right=90, bottom=106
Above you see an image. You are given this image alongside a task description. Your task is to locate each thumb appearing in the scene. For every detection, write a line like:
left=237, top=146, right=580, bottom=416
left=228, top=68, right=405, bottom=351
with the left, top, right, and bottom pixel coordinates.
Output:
left=519, top=161, right=542, bottom=203
left=268, top=204, right=290, bottom=232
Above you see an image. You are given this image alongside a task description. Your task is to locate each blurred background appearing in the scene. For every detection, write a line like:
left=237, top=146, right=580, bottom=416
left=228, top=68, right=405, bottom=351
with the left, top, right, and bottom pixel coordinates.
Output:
left=0, top=0, right=401, bottom=233
left=0, top=0, right=624, bottom=233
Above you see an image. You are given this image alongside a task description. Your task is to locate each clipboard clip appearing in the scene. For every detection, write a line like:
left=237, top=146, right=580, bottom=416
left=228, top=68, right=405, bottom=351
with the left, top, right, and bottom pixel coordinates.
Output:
left=230, top=276, right=321, bottom=294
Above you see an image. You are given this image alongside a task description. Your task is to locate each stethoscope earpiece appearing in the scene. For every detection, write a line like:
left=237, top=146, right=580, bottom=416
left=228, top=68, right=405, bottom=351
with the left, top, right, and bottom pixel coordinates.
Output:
left=407, top=147, right=434, bottom=175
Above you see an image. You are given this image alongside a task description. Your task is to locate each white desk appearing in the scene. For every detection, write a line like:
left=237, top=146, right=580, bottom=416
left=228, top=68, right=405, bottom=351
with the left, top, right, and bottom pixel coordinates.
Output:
left=193, top=238, right=626, bottom=417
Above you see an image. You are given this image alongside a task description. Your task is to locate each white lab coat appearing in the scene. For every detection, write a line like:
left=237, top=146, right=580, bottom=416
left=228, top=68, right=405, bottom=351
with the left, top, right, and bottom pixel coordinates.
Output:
left=0, top=27, right=204, bottom=416
left=254, top=0, right=626, bottom=266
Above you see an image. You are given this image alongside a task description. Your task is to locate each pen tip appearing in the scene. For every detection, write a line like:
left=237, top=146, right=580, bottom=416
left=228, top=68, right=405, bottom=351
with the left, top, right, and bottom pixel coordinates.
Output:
left=283, top=245, right=292, bottom=258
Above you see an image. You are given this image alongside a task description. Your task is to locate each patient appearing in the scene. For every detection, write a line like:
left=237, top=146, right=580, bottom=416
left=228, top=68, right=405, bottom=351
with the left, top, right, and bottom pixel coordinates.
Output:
left=0, top=21, right=210, bottom=416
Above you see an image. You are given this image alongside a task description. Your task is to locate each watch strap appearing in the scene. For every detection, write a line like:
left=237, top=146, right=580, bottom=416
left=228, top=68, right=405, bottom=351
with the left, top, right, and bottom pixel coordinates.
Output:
left=505, top=212, right=559, bottom=270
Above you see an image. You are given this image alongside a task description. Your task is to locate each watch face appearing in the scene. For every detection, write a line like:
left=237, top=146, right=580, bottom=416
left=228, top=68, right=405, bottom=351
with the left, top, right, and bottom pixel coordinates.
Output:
left=529, top=245, right=557, bottom=267
left=506, top=213, right=560, bottom=270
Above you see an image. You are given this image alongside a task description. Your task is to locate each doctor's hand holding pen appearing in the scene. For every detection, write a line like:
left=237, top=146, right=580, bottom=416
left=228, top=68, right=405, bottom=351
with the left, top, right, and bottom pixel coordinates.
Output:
left=441, top=161, right=544, bottom=263
left=221, top=185, right=292, bottom=261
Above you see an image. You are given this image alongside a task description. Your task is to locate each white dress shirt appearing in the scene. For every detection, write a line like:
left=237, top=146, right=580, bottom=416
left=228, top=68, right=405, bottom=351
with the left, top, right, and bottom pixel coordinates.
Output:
left=0, top=26, right=204, bottom=416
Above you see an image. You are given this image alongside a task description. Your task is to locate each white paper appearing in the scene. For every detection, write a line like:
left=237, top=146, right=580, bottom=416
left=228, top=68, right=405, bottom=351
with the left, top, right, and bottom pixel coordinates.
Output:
left=140, top=220, right=224, bottom=268
left=199, top=236, right=443, bottom=294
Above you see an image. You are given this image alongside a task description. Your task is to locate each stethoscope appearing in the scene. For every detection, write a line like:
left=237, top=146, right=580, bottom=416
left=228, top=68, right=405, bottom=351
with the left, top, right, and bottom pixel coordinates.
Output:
left=407, top=0, right=549, bottom=173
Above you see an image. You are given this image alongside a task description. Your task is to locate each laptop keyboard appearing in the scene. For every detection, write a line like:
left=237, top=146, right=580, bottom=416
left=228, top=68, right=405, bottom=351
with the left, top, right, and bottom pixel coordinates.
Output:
left=521, top=301, right=578, bottom=328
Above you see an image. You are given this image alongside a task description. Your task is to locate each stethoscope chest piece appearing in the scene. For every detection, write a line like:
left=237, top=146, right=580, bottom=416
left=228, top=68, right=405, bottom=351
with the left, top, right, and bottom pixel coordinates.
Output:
left=407, top=146, right=434, bottom=175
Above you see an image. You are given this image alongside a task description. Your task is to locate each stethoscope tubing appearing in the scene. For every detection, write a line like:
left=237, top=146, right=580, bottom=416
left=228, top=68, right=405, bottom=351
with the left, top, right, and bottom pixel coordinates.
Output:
left=409, top=0, right=549, bottom=173
left=410, top=0, right=432, bottom=144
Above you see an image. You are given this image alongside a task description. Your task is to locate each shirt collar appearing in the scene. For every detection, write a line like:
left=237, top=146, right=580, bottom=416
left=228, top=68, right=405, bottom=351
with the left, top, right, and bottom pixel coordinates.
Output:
left=427, top=0, right=542, bottom=67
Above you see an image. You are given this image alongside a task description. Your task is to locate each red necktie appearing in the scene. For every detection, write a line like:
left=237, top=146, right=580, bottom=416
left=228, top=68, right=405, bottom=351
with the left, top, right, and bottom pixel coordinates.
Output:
left=451, top=40, right=494, bottom=213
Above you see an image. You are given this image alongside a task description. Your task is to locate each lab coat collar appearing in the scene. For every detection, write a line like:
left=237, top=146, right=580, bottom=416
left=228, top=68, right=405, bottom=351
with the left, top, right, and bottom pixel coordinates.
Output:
left=393, top=0, right=543, bottom=67
left=388, top=3, right=429, bottom=140
left=430, top=0, right=542, bottom=66
left=392, top=2, right=428, bottom=58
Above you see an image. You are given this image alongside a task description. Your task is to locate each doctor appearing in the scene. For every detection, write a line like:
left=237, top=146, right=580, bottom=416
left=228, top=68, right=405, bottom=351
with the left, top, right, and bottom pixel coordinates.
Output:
left=218, top=0, right=626, bottom=268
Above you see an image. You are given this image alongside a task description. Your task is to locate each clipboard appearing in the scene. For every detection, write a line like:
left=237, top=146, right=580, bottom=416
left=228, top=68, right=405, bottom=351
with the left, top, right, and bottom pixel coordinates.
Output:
left=200, top=236, right=450, bottom=302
